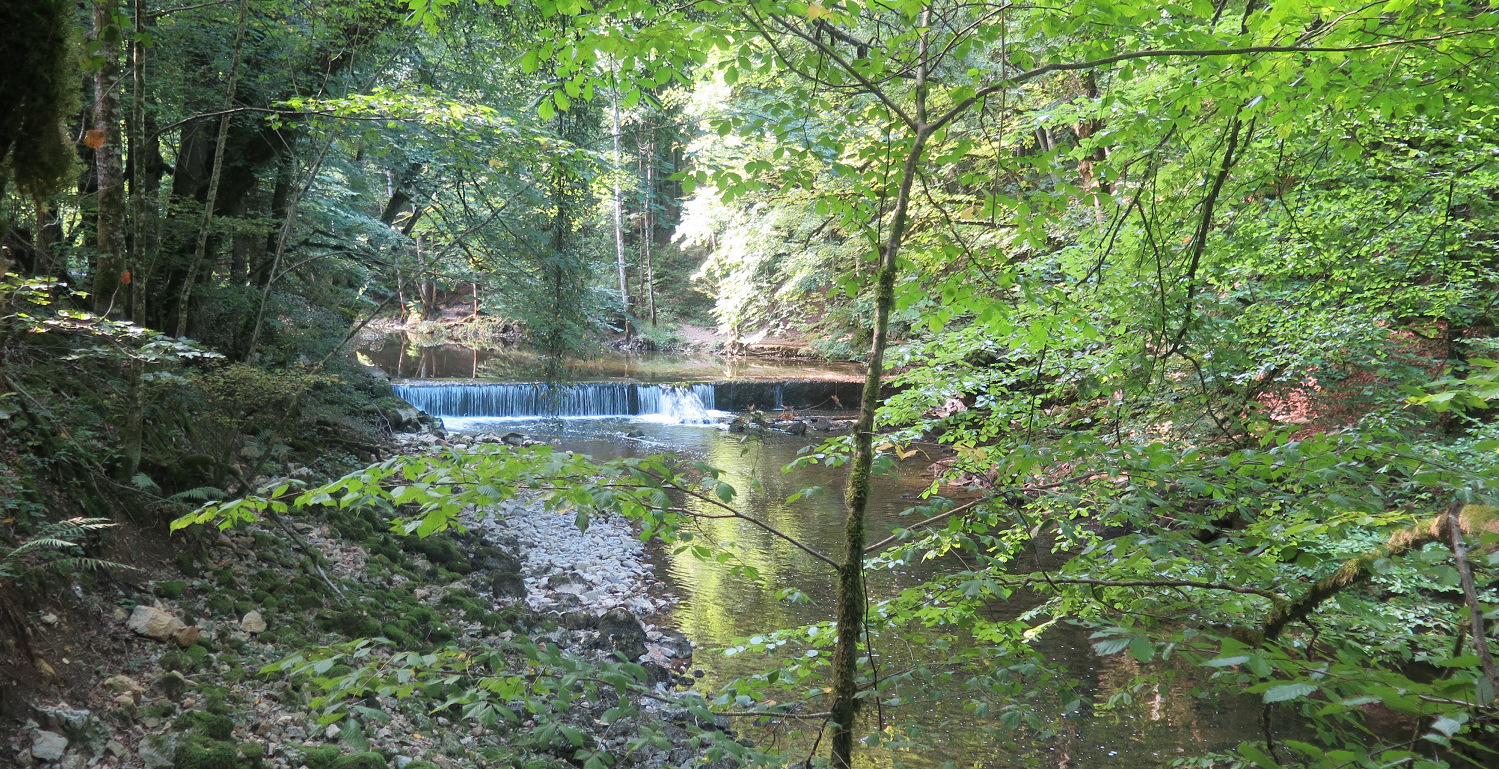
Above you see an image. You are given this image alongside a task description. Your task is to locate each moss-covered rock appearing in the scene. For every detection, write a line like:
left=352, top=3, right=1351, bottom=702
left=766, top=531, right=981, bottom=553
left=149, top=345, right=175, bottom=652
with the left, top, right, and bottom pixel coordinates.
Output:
left=156, top=580, right=189, bottom=599
left=207, top=593, right=235, bottom=616
left=330, top=752, right=385, bottom=769
left=300, top=745, right=342, bottom=769
left=172, top=711, right=233, bottom=741
left=172, top=735, right=239, bottom=769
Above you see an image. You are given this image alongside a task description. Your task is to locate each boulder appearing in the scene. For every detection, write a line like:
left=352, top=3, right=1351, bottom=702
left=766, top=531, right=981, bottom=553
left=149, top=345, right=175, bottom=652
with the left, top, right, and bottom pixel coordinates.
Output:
left=240, top=610, right=267, bottom=634
left=784, top=420, right=807, bottom=436
left=657, top=628, right=694, bottom=659
left=595, top=608, right=648, bottom=661
left=30, top=731, right=67, bottom=762
left=126, top=606, right=184, bottom=642
left=501, top=432, right=526, bottom=446
left=807, top=416, right=833, bottom=431
left=489, top=572, right=526, bottom=599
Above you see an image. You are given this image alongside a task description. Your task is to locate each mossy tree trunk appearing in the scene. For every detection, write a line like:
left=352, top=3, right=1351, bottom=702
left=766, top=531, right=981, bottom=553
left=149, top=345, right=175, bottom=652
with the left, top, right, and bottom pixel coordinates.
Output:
left=828, top=14, right=931, bottom=768
left=91, top=0, right=127, bottom=316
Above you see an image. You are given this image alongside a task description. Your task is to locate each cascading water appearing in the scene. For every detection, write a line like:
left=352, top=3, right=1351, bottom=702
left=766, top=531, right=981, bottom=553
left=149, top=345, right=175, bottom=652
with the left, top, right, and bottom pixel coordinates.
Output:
left=393, top=382, right=722, bottom=423
left=636, top=384, right=718, bottom=424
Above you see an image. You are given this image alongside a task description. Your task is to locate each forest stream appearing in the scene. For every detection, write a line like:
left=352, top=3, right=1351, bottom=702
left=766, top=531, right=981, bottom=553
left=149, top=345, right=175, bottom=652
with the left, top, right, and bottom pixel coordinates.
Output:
left=373, top=344, right=1270, bottom=768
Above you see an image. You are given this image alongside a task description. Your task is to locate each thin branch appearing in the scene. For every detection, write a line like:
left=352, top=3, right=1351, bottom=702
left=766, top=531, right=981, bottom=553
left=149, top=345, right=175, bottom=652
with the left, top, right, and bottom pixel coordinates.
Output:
left=930, top=30, right=1499, bottom=132
left=863, top=472, right=1103, bottom=553
left=1016, top=575, right=1282, bottom=600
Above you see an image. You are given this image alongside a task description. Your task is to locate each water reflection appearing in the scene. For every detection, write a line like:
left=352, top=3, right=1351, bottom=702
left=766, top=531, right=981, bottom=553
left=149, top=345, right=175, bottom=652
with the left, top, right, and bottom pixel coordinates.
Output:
left=443, top=417, right=1267, bottom=767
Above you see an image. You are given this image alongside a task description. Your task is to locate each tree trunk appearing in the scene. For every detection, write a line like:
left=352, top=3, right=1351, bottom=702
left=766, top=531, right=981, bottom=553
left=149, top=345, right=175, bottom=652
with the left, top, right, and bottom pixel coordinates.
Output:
left=126, top=0, right=153, bottom=322
left=90, top=0, right=127, bottom=316
left=174, top=0, right=250, bottom=337
left=612, top=83, right=633, bottom=339
left=644, top=137, right=656, bottom=327
left=828, top=13, right=931, bottom=768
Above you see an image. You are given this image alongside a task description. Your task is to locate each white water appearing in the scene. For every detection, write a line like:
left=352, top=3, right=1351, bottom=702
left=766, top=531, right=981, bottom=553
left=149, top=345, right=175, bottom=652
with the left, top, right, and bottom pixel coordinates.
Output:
left=393, top=382, right=724, bottom=424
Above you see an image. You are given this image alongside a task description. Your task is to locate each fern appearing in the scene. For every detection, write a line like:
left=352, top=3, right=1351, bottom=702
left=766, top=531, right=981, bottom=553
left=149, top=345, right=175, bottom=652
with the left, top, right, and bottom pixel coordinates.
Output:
left=0, top=517, right=133, bottom=586
left=170, top=486, right=226, bottom=502
left=131, top=473, right=162, bottom=494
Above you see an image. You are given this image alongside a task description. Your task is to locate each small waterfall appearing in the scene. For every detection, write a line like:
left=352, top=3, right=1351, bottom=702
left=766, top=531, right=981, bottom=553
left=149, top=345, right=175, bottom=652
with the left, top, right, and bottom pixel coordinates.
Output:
left=637, top=384, right=717, bottom=424
left=393, top=382, right=721, bottom=422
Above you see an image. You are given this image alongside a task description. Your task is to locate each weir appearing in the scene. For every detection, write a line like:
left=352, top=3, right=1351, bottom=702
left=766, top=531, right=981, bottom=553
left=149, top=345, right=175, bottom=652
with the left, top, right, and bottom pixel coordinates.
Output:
left=392, top=380, right=862, bottom=420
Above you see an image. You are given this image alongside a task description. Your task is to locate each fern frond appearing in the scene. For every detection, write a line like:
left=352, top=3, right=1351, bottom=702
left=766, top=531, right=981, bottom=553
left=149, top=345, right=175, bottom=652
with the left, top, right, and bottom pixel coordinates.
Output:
left=170, top=486, right=226, bottom=502
left=132, top=473, right=163, bottom=494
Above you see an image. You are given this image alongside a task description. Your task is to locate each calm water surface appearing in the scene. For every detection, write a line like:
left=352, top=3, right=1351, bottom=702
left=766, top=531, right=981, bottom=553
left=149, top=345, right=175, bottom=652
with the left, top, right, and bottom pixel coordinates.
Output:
left=439, top=416, right=1267, bottom=768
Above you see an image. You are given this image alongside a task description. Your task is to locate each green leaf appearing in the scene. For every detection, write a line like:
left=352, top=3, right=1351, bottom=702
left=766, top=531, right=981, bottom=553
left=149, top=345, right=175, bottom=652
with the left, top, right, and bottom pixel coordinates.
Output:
left=1263, top=682, right=1317, bottom=703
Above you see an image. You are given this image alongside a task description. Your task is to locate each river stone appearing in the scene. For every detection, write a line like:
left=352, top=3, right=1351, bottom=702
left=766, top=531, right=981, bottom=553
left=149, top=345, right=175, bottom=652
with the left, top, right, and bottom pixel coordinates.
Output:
left=30, top=731, right=67, bottom=762
left=126, top=606, right=184, bottom=642
left=501, top=432, right=526, bottom=446
left=784, top=420, right=807, bottom=436
left=596, top=608, right=647, bottom=661
left=546, top=571, right=588, bottom=593
left=642, top=661, right=674, bottom=685
left=550, top=593, right=582, bottom=610
left=241, top=610, right=267, bottom=634
left=657, top=629, right=693, bottom=659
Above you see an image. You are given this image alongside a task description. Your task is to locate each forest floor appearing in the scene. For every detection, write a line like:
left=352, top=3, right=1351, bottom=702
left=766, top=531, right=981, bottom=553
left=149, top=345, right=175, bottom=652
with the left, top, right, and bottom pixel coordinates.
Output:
left=8, top=407, right=730, bottom=769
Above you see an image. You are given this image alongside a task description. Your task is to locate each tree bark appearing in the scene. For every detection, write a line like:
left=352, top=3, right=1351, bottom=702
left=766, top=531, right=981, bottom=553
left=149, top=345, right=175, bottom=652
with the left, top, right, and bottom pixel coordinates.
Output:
left=1447, top=501, right=1499, bottom=700
left=91, top=0, right=127, bottom=316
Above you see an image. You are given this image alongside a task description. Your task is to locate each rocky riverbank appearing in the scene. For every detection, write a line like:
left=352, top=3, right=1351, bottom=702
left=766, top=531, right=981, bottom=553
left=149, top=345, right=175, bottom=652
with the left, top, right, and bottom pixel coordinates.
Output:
left=10, top=424, right=729, bottom=769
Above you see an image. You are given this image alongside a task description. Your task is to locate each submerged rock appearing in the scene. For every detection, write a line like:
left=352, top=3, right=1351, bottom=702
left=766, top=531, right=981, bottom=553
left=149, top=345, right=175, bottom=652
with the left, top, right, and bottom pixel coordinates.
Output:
left=657, top=628, right=694, bottom=659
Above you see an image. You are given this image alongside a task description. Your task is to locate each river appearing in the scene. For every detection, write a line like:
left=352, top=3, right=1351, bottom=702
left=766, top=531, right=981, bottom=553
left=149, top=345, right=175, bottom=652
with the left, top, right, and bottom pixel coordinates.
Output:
left=366, top=342, right=1268, bottom=768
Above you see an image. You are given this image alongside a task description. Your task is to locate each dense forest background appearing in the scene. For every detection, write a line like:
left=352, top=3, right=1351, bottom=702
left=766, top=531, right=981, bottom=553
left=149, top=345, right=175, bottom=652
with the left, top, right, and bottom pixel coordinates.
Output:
left=6, top=1, right=1499, bottom=768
